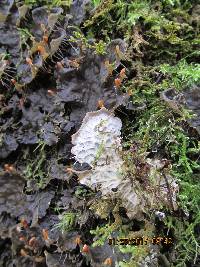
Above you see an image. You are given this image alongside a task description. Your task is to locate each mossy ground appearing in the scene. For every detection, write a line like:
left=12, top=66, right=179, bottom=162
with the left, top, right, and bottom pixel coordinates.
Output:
left=1, top=0, right=200, bottom=266
left=81, top=1, right=200, bottom=266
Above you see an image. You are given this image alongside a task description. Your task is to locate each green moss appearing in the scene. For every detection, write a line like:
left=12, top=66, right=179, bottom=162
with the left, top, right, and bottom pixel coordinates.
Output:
left=22, top=141, right=50, bottom=189
left=84, top=0, right=114, bottom=28
left=159, top=60, right=200, bottom=89
left=54, top=212, right=78, bottom=233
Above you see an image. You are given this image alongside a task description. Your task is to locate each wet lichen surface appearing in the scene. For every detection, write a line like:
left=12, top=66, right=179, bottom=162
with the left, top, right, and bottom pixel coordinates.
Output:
left=0, top=1, right=200, bottom=267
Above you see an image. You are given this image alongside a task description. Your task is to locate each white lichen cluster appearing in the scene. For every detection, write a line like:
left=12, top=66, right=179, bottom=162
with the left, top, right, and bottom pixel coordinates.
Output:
left=71, top=108, right=124, bottom=195
left=71, top=108, right=178, bottom=218
left=71, top=107, right=123, bottom=169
